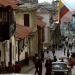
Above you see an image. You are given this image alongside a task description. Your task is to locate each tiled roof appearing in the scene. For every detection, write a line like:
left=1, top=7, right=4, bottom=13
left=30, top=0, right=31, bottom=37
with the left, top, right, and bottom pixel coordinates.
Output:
left=36, top=19, right=46, bottom=28
left=36, top=15, right=46, bottom=28
left=0, top=0, right=19, bottom=9
left=36, top=15, right=43, bottom=20
left=15, top=24, right=32, bottom=40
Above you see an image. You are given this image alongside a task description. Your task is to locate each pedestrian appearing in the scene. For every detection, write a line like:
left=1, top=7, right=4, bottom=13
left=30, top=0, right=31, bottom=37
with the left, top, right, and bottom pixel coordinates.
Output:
left=67, top=49, right=70, bottom=58
left=14, top=62, right=21, bottom=73
left=38, top=59, right=42, bottom=75
left=45, top=58, right=52, bottom=75
left=47, top=50, right=49, bottom=54
left=41, top=51, right=44, bottom=62
left=65, top=37, right=68, bottom=46
left=47, top=48, right=49, bottom=54
left=53, top=56, right=57, bottom=62
left=64, top=47, right=66, bottom=55
left=34, top=57, right=39, bottom=75
left=33, top=53, right=38, bottom=63
left=0, top=62, right=6, bottom=73
left=7, top=62, right=14, bottom=73
left=69, top=43, right=72, bottom=51
left=52, top=50, right=55, bottom=56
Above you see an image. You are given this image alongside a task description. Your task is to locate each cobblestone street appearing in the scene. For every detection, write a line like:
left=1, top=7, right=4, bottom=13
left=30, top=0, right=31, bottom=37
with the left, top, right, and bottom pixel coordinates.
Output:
left=21, top=45, right=75, bottom=75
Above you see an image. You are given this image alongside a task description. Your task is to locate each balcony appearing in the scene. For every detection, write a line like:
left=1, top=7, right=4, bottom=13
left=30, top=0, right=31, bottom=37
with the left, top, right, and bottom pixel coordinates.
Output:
left=21, top=0, right=38, bottom=4
left=19, top=3, right=38, bottom=11
left=0, top=21, right=16, bottom=41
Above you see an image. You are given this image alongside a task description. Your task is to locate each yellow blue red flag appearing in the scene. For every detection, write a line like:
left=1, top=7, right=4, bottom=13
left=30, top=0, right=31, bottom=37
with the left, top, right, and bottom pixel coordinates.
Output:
left=59, top=0, right=69, bottom=19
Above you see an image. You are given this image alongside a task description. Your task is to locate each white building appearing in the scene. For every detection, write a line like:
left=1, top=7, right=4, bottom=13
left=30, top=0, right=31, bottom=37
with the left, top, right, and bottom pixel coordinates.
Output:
left=37, top=3, right=52, bottom=48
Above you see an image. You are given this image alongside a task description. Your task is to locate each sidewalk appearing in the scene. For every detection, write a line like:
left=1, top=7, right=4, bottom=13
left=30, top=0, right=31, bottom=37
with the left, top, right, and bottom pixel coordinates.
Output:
left=21, top=60, right=34, bottom=73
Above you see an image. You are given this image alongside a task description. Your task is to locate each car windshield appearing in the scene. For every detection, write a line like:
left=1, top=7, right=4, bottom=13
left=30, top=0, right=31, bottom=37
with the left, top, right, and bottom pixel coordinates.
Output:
left=52, top=63, right=67, bottom=70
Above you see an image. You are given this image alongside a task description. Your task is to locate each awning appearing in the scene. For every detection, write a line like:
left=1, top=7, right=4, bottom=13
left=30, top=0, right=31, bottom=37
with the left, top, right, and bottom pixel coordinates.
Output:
left=0, top=0, right=19, bottom=9
left=36, top=19, right=46, bottom=28
left=35, top=15, right=46, bottom=28
left=15, top=24, right=32, bottom=40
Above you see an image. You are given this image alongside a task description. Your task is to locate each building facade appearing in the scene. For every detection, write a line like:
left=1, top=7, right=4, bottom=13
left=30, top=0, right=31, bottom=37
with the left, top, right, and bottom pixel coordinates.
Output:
left=37, top=3, right=52, bottom=48
left=0, top=0, right=19, bottom=66
left=15, top=2, right=38, bottom=64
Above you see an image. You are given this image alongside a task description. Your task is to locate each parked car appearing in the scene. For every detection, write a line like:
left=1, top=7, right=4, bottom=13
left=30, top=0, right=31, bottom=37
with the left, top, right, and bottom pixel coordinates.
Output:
left=52, top=62, right=71, bottom=75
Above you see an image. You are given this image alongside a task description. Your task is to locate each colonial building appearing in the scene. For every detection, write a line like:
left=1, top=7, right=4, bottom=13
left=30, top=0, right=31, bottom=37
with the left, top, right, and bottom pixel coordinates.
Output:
left=15, top=1, right=38, bottom=64
left=36, top=15, right=46, bottom=55
left=37, top=2, right=52, bottom=48
left=0, top=0, right=19, bottom=66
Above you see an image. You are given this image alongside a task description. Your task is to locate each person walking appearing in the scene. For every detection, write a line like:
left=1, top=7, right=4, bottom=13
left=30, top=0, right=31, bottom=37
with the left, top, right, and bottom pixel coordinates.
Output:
left=38, top=59, right=42, bottom=75
left=34, top=57, right=39, bottom=75
left=41, top=51, right=44, bottom=62
left=64, top=47, right=66, bottom=55
left=45, top=58, right=52, bottom=75
left=67, top=49, right=70, bottom=58
left=52, top=50, right=55, bottom=56
left=7, top=62, right=14, bottom=73
left=14, top=62, right=21, bottom=73
left=53, top=56, right=57, bottom=62
left=69, top=43, right=73, bottom=51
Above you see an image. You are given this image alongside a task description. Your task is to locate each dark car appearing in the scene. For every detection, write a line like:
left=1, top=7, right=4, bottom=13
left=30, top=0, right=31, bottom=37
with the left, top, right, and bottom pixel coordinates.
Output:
left=52, top=62, right=71, bottom=75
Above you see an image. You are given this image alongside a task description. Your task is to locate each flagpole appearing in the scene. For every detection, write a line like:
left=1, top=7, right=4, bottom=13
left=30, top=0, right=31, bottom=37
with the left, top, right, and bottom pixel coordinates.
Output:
left=58, top=0, right=60, bottom=24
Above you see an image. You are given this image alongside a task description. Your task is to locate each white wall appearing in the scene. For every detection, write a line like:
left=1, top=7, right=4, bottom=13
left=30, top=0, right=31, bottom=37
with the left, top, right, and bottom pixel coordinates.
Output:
left=37, top=13, right=50, bottom=43
left=60, top=11, right=72, bottom=36
left=11, top=36, right=16, bottom=65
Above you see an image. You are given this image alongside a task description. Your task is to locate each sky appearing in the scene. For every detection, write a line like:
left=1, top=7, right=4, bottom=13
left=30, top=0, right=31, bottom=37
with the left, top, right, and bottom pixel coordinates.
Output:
left=38, top=0, right=75, bottom=10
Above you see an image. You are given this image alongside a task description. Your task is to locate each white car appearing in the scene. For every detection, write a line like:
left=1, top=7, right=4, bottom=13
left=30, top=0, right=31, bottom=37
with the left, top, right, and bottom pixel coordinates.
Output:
left=52, top=62, right=71, bottom=75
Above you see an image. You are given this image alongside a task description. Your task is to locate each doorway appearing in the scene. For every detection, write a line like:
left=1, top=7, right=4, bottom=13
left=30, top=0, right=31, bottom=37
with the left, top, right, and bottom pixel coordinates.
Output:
left=9, top=42, right=12, bottom=65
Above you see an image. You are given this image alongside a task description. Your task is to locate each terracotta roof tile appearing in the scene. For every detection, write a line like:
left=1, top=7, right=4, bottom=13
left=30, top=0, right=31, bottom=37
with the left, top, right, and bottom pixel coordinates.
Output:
left=35, top=15, right=46, bottom=28
left=15, top=24, right=32, bottom=40
left=36, top=15, right=43, bottom=20
left=0, top=0, right=19, bottom=9
left=36, top=19, right=46, bottom=28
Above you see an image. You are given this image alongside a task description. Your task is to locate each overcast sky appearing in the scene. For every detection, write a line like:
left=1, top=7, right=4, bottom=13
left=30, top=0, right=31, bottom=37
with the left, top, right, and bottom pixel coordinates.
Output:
left=38, top=0, right=75, bottom=10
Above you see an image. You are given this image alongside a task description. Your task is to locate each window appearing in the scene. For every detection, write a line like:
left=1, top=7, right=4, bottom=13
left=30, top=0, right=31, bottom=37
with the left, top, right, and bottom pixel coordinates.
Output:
left=0, top=6, right=14, bottom=24
left=0, top=6, right=15, bottom=41
left=24, top=14, right=29, bottom=26
left=0, top=11, right=8, bottom=23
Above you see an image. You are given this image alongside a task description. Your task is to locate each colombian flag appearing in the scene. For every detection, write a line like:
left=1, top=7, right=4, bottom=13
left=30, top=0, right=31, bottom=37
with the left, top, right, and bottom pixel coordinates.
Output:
left=59, top=0, right=69, bottom=19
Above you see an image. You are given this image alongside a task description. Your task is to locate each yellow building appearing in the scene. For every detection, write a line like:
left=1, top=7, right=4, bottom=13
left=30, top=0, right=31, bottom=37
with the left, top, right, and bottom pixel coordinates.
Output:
left=15, top=2, right=38, bottom=64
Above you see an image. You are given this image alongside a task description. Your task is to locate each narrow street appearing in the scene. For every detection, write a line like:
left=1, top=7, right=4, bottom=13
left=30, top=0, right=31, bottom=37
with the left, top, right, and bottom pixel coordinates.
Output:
left=0, top=0, right=75, bottom=74
left=21, top=45, right=75, bottom=75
